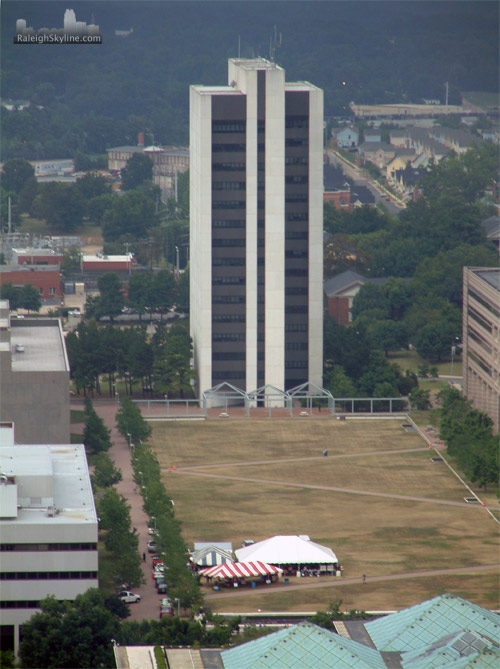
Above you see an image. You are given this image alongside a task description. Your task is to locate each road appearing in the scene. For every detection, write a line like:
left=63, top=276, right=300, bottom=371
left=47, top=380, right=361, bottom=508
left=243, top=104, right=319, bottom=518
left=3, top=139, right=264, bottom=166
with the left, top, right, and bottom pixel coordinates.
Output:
left=327, top=148, right=405, bottom=216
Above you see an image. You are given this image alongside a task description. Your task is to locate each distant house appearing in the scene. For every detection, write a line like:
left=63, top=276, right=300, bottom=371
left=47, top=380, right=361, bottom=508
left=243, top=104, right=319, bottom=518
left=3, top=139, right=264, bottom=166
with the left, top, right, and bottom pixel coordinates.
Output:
left=358, top=142, right=396, bottom=170
left=386, top=150, right=417, bottom=183
left=323, top=270, right=388, bottom=324
left=481, top=215, right=500, bottom=250
left=333, top=126, right=359, bottom=148
left=324, top=163, right=352, bottom=211
left=429, top=127, right=480, bottom=155
left=364, top=129, right=381, bottom=143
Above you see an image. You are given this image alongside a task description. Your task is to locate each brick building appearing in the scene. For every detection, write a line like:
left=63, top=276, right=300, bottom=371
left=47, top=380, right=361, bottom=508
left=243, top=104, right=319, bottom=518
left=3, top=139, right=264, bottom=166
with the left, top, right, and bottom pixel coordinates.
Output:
left=0, top=265, right=61, bottom=299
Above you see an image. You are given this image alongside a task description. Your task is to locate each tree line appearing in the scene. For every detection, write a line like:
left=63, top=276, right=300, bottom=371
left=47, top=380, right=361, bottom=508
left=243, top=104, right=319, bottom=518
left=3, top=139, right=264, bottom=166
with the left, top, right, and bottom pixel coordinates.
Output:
left=438, top=387, right=498, bottom=489
left=66, top=320, right=194, bottom=399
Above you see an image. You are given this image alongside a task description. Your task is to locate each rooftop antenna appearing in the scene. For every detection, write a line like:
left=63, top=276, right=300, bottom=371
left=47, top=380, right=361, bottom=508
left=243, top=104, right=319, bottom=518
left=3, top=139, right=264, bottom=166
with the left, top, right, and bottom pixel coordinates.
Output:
left=269, top=25, right=282, bottom=62
left=238, top=34, right=241, bottom=58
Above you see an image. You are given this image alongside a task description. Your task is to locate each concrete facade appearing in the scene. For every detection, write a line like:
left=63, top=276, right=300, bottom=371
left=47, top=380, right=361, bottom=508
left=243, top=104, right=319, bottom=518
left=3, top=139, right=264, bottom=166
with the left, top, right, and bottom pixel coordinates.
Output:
left=0, top=434, right=98, bottom=655
left=462, top=267, right=500, bottom=433
left=190, top=59, right=323, bottom=397
left=0, top=301, right=70, bottom=444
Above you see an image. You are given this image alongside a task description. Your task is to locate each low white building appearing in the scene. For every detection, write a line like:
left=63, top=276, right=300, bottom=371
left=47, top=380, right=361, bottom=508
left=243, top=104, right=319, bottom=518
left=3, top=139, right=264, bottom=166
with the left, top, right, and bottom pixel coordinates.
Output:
left=0, top=430, right=98, bottom=655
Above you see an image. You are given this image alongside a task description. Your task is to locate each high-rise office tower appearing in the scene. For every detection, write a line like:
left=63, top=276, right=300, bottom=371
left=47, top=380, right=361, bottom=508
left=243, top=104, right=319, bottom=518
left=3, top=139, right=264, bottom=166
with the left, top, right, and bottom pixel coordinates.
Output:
left=190, top=58, right=323, bottom=397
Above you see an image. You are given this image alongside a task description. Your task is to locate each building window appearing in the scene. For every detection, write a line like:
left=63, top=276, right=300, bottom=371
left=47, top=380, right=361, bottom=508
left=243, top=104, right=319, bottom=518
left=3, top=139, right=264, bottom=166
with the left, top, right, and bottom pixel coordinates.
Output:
left=0, top=543, right=97, bottom=552
left=212, top=200, right=245, bottom=210
left=286, top=306, right=308, bottom=313
left=213, top=220, right=245, bottom=228
left=285, top=323, right=308, bottom=332
left=212, top=314, right=245, bottom=322
left=213, top=295, right=246, bottom=304
left=213, top=181, right=246, bottom=191
left=212, top=162, right=246, bottom=171
left=213, top=276, right=245, bottom=285
left=212, top=144, right=246, bottom=152
left=285, top=116, right=308, bottom=128
left=49, top=287, right=56, bottom=295
left=212, top=371, right=244, bottom=380
left=212, top=258, right=245, bottom=266
left=285, top=250, right=307, bottom=259
left=212, top=122, right=246, bottom=133
left=212, top=239, right=245, bottom=247
left=285, top=175, right=308, bottom=184
left=212, top=352, right=245, bottom=360
left=213, top=333, right=245, bottom=342
left=0, top=571, right=98, bottom=580
left=285, top=360, right=308, bottom=369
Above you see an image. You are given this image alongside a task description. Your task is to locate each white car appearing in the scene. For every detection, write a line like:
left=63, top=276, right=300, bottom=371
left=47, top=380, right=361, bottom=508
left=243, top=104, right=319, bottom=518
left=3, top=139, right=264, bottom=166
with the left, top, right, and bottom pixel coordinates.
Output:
left=119, top=591, right=141, bottom=603
left=15, top=344, right=25, bottom=353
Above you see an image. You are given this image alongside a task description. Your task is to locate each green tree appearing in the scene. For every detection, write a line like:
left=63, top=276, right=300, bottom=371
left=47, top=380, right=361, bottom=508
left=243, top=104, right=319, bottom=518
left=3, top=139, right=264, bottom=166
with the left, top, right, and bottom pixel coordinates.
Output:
left=86, top=273, right=124, bottom=322
left=153, top=269, right=177, bottom=317
left=91, top=452, right=122, bottom=489
left=121, top=153, right=154, bottom=191
left=153, top=324, right=195, bottom=398
left=19, top=590, right=119, bottom=669
left=102, top=190, right=156, bottom=240
left=128, top=272, right=153, bottom=320
left=20, top=283, right=41, bottom=312
left=31, top=182, right=85, bottom=232
left=61, top=248, right=82, bottom=273
left=83, top=398, right=112, bottom=454
left=116, top=396, right=152, bottom=444
left=409, top=387, right=431, bottom=410
left=324, top=365, right=356, bottom=397
left=1, top=158, right=35, bottom=193
left=414, top=323, right=458, bottom=362
left=368, top=320, right=409, bottom=356
left=75, top=173, right=110, bottom=200
left=87, top=193, right=114, bottom=224
left=97, top=487, right=143, bottom=587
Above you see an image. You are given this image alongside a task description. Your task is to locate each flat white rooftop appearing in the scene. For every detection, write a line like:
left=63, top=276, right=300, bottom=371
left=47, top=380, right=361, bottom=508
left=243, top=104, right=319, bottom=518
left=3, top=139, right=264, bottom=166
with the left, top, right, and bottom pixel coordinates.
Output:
left=0, top=444, right=97, bottom=525
left=10, top=322, right=68, bottom=372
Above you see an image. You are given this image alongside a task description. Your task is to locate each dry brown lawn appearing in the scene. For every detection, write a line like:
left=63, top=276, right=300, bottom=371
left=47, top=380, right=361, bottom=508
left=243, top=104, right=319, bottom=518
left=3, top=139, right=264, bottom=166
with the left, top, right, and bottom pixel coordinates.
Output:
left=149, top=418, right=499, bottom=612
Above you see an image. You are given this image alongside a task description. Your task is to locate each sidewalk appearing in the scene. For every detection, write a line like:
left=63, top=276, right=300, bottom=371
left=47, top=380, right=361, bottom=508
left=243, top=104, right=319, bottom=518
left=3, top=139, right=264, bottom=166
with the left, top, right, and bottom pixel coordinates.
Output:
left=82, top=401, right=164, bottom=621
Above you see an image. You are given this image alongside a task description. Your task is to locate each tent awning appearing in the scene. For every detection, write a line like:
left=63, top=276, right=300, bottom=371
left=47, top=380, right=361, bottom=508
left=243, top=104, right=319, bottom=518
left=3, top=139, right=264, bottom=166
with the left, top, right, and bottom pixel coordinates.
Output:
left=235, top=535, right=338, bottom=565
left=200, top=561, right=283, bottom=580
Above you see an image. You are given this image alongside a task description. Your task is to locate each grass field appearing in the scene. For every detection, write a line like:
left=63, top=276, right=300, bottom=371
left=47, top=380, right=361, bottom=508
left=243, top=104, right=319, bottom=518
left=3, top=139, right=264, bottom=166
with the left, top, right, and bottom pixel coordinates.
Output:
left=149, top=418, right=499, bottom=612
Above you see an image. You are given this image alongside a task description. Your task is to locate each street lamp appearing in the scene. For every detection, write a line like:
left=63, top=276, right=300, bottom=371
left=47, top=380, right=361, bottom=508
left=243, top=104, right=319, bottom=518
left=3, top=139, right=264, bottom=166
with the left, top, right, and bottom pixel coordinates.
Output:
left=127, top=432, right=131, bottom=446
left=450, top=337, right=460, bottom=376
left=175, top=246, right=180, bottom=276
left=151, top=515, right=156, bottom=530
left=174, top=597, right=180, bottom=617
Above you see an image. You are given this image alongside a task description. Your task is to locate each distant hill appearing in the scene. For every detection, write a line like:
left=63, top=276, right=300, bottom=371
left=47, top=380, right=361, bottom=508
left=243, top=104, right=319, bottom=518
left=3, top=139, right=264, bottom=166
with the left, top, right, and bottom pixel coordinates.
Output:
left=1, top=1, right=498, bottom=160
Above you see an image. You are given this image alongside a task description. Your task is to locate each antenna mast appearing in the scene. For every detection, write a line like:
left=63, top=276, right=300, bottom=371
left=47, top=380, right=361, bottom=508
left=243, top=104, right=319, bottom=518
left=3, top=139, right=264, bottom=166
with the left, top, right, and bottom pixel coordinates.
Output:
left=269, top=25, right=282, bottom=62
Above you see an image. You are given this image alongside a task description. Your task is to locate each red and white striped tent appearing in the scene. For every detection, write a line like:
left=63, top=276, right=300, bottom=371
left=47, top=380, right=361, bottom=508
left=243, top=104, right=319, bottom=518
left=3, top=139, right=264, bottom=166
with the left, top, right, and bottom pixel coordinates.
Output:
left=200, top=561, right=283, bottom=580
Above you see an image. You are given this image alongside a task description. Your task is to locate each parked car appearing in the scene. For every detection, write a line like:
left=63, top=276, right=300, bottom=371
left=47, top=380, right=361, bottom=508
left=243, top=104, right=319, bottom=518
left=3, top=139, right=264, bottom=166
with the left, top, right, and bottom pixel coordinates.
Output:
left=119, top=591, right=141, bottom=603
left=15, top=344, right=25, bottom=353
left=156, top=579, right=168, bottom=594
left=147, top=540, right=157, bottom=553
left=160, top=597, right=173, bottom=617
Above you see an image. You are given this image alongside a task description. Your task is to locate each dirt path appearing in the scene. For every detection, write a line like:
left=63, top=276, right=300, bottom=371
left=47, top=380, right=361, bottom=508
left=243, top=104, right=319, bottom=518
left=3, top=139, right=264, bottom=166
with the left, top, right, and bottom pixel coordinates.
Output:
left=175, top=446, right=432, bottom=471
left=173, top=469, right=497, bottom=510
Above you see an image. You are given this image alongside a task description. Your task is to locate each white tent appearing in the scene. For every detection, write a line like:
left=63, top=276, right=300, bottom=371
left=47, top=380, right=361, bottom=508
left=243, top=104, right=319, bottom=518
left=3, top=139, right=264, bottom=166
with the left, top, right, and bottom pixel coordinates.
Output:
left=235, top=535, right=337, bottom=565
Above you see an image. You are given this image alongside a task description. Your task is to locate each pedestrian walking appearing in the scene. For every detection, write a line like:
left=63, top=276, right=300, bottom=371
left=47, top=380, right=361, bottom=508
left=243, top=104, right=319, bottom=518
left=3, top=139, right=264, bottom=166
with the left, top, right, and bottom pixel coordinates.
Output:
left=142, top=552, right=146, bottom=562
left=362, top=573, right=366, bottom=584
left=133, top=484, right=138, bottom=493
left=323, top=448, right=328, bottom=457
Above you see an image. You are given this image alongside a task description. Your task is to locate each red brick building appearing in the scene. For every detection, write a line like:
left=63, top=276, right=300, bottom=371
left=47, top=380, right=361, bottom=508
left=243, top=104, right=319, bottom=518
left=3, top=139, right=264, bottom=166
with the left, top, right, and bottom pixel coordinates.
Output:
left=12, top=248, right=64, bottom=266
left=0, top=265, right=62, bottom=299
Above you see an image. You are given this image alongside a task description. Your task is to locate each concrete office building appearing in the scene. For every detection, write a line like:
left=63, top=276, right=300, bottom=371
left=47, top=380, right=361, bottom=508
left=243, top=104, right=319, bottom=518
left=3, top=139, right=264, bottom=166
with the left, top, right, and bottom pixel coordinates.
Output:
left=190, top=58, right=323, bottom=396
left=462, top=267, right=500, bottom=432
left=0, top=301, right=70, bottom=444
left=0, top=427, right=98, bottom=655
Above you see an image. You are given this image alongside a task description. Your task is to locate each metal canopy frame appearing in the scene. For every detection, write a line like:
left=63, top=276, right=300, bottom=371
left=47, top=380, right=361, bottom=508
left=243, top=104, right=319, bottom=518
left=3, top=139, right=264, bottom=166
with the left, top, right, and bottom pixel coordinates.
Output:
left=247, top=385, right=290, bottom=416
left=288, top=382, right=335, bottom=415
